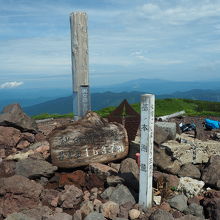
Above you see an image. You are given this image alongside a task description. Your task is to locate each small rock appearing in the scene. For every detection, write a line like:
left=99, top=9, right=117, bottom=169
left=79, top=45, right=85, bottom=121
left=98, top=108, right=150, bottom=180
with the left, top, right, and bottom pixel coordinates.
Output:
left=93, top=199, right=103, bottom=212
left=155, top=122, right=176, bottom=140
left=46, top=213, right=72, bottom=220
left=153, top=196, right=162, bottom=205
left=89, top=163, right=118, bottom=180
left=0, top=149, right=6, bottom=158
left=158, top=202, right=171, bottom=212
left=0, top=126, right=21, bottom=148
left=149, top=209, right=174, bottom=220
left=16, top=140, right=30, bottom=149
left=118, top=201, right=133, bottom=219
left=167, top=194, right=188, bottom=212
left=80, top=201, right=94, bottom=217
left=184, top=203, right=204, bottom=218
left=59, top=170, right=86, bottom=188
left=101, top=201, right=120, bottom=219
left=0, top=160, right=16, bottom=178
left=102, top=185, right=136, bottom=206
left=128, top=209, right=141, bottom=220
left=154, top=145, right=181, bottom=175
left=108, top=163, right=121, bottom=172
left=59, top=185, right=83, bottom=208
left=101, top=187, right=115, bottom=200
left=178, top=177, right=205, bottom=198
left=73, top=210, right=82, bottom=220
left=84, top=212, right=106, bottom=220
left=107, top=175, right=125, bottom=186
left=86, top=173, right=104, bottom=189
left=40, top=189, right=60, bottom=207
left=83, top=190, right=91, bottom=201
left=178, top=163, right=201, bottom=179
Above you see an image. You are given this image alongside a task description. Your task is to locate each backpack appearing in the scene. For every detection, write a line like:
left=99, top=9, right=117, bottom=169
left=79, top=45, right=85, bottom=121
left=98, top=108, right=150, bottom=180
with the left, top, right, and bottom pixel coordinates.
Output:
left=204, top=119, right=220, bottom=130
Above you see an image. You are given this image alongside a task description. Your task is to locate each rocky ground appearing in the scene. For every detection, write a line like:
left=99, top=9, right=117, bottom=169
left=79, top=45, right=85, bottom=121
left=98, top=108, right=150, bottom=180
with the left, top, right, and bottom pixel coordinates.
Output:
left=0, top=104, right=219, bottom=220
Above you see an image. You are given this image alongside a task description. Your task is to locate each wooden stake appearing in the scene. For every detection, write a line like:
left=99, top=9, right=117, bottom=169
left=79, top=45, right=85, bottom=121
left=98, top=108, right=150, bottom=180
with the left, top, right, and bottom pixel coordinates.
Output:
left=70, top=12, right=91, bottom=120
left=139, top=94, right=155, bottom=209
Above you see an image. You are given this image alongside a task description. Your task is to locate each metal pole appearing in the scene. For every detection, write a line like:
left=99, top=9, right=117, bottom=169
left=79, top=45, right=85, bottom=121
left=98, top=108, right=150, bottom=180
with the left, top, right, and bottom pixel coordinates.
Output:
left=70, top=12, right=91, bottom=120
left=139, top=94, right=155, bottom=209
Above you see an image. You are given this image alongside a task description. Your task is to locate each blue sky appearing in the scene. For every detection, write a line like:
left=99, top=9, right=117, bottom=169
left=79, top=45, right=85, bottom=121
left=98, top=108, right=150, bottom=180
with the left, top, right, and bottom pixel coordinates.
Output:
left=0, top=0, right=220, bottom=89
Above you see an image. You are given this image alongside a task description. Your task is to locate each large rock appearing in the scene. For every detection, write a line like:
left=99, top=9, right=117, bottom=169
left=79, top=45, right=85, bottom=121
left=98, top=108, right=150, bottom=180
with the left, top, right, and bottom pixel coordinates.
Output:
left=15, top=157, right=57, bottom=178
left=0, top=175, right=43, bottom=217
left=201, top=155, right=220, bottom=189
left=119, top=158, right=139, bottom=191
left=162, top=133, right=220, bottom=165
left=176, top=215, right=205, bottom=220
left=178, top=177, right=204, bottom=198
left=48, top=112, right=128, bottom=168
left=0, top=104, right=38, bottom=133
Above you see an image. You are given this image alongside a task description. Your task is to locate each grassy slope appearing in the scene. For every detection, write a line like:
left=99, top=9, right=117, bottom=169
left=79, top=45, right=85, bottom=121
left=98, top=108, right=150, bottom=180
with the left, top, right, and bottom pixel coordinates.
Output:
left=32, top=98, right=220, bottom=119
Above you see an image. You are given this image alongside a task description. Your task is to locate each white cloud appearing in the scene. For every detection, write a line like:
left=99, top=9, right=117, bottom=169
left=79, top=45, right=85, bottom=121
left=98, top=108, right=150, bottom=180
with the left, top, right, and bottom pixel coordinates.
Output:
left=139, top=1, right=220, bottom=25
left=0, top=81, right=24, bottom=89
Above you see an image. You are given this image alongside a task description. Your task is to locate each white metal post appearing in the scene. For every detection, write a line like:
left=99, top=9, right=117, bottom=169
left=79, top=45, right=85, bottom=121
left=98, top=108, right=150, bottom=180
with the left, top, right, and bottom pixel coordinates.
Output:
left=139, top=94, right=155, bottom=209
left=70, top=12, right=91, bottom=120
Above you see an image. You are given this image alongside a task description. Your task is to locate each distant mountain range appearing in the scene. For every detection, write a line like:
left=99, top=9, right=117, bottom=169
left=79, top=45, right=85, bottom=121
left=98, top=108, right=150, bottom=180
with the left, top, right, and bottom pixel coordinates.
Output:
left=23, top=89, right=220, bottom=116
left=1, top=78, right=220, bottom=115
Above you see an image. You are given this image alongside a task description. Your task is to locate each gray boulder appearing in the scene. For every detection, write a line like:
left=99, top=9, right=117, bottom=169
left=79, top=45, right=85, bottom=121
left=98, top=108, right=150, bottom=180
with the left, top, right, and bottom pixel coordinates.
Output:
left=0, top=104, right=38, bottom=133
left=15, top=158, right=57, bottom=179
left=167, top=194, right=188, bottom=212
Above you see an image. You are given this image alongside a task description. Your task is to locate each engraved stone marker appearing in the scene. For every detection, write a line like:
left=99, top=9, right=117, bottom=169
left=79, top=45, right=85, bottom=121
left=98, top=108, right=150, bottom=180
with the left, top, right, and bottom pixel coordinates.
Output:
left=48, top=112, right=128, bottom=168
left=139, top=94, right=155, bottom=209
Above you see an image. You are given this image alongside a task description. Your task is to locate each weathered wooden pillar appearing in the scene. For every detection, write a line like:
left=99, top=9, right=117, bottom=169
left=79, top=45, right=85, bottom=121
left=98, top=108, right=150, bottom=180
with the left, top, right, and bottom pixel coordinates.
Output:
left=139, top=94, right=155, bottom=209
left=70, top=12, right=91, bottom=120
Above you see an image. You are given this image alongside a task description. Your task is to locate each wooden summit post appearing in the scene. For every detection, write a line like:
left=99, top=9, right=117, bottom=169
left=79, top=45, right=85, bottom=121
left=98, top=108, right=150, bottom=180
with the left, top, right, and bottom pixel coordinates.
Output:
left=70, top=12, right=91, bottom=120
left=139, top=94, right=155, bottom=209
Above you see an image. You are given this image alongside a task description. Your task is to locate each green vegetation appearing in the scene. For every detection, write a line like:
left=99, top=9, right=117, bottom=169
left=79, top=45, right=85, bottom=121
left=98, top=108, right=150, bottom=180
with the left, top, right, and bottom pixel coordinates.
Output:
left=32, top=113, right=73, bottom=120
left=32, top=98, right=220, bottom=119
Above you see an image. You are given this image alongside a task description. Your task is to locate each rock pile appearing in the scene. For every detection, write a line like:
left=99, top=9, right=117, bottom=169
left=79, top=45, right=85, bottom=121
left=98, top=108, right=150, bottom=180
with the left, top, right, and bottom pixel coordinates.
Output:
left=0, top=104, right=219, bottom=220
